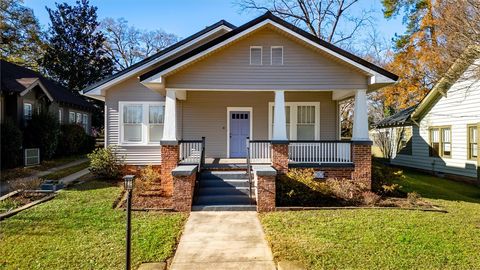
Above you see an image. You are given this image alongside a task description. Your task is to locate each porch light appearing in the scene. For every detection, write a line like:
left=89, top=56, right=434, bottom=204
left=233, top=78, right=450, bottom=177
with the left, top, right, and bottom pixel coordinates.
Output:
left=124, top=175, right=135, bottom=191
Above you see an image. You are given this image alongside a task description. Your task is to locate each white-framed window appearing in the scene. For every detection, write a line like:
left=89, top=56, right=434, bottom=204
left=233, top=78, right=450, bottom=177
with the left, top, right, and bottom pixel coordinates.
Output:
left=76, top=112, right=82, bottom=124
left=271, top=46, right=283, bottom=65
left=58, top=109, right=63, bottom=124
left=250, top=46, right=262, bottom=65
left=69, top=112, right=76, bottom=123
left=119, top=102, right=165, bottom=145
left=82, top=114, right=88, bottom=132
left=268, top=102, right=320, bottom=140
left=23, top=103, right=33, bottom=120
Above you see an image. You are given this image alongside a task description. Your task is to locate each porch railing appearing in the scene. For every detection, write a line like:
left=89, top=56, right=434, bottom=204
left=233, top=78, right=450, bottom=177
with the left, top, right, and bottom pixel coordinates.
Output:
left=179, top=137, right=205, bottom=170
left=248, top=140, right=271, bottom=163
left=288, top=141, right=352, bottom=164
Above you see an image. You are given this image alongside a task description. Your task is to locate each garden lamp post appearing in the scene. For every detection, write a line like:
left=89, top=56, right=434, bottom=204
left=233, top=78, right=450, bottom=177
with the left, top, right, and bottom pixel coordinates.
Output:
left=123, top=175, right=135, bottom=270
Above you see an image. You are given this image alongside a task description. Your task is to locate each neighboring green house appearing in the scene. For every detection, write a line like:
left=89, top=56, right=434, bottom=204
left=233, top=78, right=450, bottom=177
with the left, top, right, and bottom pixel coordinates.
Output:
left=0, top=60, right=95, bottom=133
left=376, top=47, right=480, bottom=182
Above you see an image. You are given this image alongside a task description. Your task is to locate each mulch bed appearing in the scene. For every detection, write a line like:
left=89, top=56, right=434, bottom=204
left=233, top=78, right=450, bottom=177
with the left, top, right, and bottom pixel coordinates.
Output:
left=0, top=190, right=55, bottom=220
left=116, top=183, right=173, bottom=210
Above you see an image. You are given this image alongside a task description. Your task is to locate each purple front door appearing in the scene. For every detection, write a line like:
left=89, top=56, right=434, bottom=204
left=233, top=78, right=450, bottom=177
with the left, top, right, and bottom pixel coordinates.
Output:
left=229, top=111, right=250, bottom=158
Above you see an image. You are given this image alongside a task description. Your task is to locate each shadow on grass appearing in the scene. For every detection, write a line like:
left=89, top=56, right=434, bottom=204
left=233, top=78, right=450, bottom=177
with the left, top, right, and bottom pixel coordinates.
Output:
left=67, top=179, right=120, bottom=192
left=394, top=170, right=480, bottom=203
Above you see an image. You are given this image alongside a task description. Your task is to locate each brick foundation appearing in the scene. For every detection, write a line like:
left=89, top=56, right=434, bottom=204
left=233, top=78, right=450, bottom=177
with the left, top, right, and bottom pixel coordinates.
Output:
left=271, top=143, right=289, bottom=173
left=352, top=142, right=372, bottom=189
left=161, top=144, right=179, bottom=196
left=255, top=167, right=277, bottom=212
left=172, top=173, right=196, bottom=212
left=320, top=167, right=354, bottom=179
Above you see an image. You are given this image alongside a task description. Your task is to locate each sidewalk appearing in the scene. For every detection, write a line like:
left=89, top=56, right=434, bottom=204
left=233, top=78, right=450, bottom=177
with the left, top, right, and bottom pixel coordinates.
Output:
left=170, top=211, right=276, bottom=270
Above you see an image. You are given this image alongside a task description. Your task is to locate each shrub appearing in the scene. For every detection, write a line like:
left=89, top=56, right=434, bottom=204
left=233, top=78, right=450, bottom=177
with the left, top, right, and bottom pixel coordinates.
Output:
left=57, top=124, right=96, bottom=156
left=407, top=192, right=421, bottom=205
left=277, top=169, right=333, bottom=206
left=361, top=191, right=381, bottom=206
left=136, top=165, right=161, bottom=193
left=23, top=111, right=60, bottom=160
left=7, top=177, right=43, bottom=191
left=87, top=146, right=124, bottom=179
left=325, top=178, right=367, bottom=204
left=1, top=118, right=23, bottom=169
left=372, top=161, right=404, bottom=192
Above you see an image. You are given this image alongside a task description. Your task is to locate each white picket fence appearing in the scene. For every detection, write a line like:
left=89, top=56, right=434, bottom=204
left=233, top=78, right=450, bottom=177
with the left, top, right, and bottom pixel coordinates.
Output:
left=288, top=141, right=352, bottom=164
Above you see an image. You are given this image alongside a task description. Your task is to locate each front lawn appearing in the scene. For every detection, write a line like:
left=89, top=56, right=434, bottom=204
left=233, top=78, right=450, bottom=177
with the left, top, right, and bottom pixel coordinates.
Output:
left=260, top=170, right=480, bottom=269
left=0, top=181, right=187, bottom=269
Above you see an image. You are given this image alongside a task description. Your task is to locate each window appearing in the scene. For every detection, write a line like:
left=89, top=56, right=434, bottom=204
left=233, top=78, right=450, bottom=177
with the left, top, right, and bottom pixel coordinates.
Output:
left=69, top=112, right=76, bottom=123
left=148, top=105, right=164, bottom=143
left=250, top=46, right=262, bottom=65
left=269, top=102, right=320, bottom=140
left=76, top=113, right=82, bottom=124
left=119, top=102, right=165, bottom=144
left=58, top=109, right=63, bottom=124
left=429, top=126, right=451, bottom=157
left=271, top=46, right=283, bottom=65
left=23, top=103, right=32, bottom=120
left=82, top=114, right=88, bottom=132
left=468, top=125, right=478, bottom=160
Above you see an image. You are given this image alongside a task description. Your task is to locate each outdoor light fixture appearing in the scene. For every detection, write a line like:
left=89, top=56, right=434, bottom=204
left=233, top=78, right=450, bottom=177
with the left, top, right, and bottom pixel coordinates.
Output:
left=123, top=175, right=135, bottom=270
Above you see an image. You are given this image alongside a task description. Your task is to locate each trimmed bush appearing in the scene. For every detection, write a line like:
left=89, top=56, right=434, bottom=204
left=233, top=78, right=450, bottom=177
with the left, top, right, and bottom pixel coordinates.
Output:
left=23, top=111, right=60, bottom=160
left=1, top=118, right=23, bottom=169
left=57, top=124, right=96, bottom=156
left=372, top=161, right=404, bottom=193
left=87, top=146, right=124, bottom=179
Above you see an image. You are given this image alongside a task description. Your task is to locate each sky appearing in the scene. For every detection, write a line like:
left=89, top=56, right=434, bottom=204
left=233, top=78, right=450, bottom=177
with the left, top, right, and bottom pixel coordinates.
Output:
left=24, top=0, right=405, bottom=47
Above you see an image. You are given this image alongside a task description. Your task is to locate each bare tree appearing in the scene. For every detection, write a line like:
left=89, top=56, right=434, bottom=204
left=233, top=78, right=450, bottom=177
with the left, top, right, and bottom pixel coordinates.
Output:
left=101, top=18, right=178, bottom=71
left=372, top=127, right=406, bottom=160
left=236, top=0, right=373, bottom=45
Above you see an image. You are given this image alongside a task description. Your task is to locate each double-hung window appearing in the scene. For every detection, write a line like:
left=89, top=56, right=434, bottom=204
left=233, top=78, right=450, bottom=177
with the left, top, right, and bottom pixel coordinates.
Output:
left=24, top=103, right=33, bottom=120
left=268, top=102, right=320, bottom=140
left=69, top=112, right=76, bottom=123
left=82, top=114, right=88, bottom=132
left=468, top=125, right=478, bottom=160
left=120, top=102, right=165, bottom=145
left=76, top=113, right=82, bottom=125
left=429, top=126, right=451, bottom=157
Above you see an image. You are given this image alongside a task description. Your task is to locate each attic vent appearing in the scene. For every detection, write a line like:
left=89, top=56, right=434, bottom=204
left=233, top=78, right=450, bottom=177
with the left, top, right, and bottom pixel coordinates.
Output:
left=250, top=46, right=262, bottom=65
left=271, top=46, right=283, bottom=65
left=24, top=148, right=40, bottom=166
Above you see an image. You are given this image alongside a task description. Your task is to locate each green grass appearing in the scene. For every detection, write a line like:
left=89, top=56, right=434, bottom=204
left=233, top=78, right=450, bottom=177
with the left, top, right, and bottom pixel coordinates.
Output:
left=40, top=161, right=90, bottom=180
left=260, top=170, right=480, bottom=269
left=0, top=181, right=187, bottom=269
left=0, top=198, right=21, bottom=213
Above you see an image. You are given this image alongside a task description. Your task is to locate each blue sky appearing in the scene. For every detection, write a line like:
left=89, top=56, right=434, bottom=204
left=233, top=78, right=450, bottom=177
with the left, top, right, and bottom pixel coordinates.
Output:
left=24, top=0, right=405, bottom=46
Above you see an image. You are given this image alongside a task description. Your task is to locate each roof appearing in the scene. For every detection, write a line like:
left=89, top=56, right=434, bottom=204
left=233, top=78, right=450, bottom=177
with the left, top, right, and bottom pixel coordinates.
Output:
left=375, top=106, right=417, bottom=128
left=140, top=12, right=398, bottom=82
left=1, top=60, right=94, bottom=110
left=82, top=19, right=236, bottom=93
left=410, top=45, right=480, bottom=120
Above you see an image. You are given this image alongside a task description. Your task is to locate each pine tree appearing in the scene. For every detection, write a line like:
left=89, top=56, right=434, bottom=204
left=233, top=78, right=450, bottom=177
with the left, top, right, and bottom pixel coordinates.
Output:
left=41, top=0, right=113, bottom=91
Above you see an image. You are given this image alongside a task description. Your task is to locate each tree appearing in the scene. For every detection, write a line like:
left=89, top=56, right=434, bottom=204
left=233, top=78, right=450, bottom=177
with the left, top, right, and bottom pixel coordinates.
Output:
left=41, top=0, right=113, bottom=91
left=0, top=0, right=45, bottom=69
left=101, top=17, right=178, bottom=71
left=236, top=0, right=373, bottom=46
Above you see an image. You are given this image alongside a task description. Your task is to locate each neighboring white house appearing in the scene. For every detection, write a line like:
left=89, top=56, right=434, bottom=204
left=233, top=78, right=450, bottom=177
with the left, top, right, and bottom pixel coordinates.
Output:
left=376, top=46, right=480, bottom=182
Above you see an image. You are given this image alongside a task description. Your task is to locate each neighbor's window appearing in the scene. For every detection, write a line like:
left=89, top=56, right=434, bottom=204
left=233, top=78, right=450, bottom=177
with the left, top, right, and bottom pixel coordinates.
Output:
left=69, top=112, right=75, bottom=123
left=269, top=102, right=319, bottom=140
left=271, top=46, right=283, bottom=65
left=82, top=114, right=88, bottom=132
left=468, top=125, right=478, bottom=160
left=58, top=109, right=63, bottom=124
left=148, top=105, right=164, bottom=143
left=429, top=127, right=451, bottom=157
left=76, top=113, right=82, bottom=124
left=120, top=102, right=165, bottom=144
left=250, top=46, right=262, bottom=65
left=23, top=103, right=33, bottom=120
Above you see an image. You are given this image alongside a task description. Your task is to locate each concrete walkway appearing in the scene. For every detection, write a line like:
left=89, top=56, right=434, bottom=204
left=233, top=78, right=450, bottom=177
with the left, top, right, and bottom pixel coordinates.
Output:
left=59, top=168, right=90, bottom=185
left=170, top=211, right=276, bottom=270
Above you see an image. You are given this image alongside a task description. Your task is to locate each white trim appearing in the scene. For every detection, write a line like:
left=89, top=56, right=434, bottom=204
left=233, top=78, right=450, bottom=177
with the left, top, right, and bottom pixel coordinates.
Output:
left=270, top=46, right=283, bottom=65
left=118, top=101, right=165, bottom=146
left=268, top=101, right=320, bottom=140
left=104, top=103, right=108, bottom=148
left=142, top=19, right=395, bottom=85
left=19, top=79, right=54, bottom=101
left=250, top=46, right=263, bottom=65
left=84, top=25, right=233, bottom=96
left=226, top=107, right=253, bottom=158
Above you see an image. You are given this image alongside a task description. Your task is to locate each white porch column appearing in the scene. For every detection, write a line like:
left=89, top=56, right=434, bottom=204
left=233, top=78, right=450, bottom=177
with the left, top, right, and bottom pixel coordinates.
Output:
left=272, top=90, right=288, bottom=141
left=162, top=89, right=177, bottom=142
left=352, top=89, right=369, bottom=141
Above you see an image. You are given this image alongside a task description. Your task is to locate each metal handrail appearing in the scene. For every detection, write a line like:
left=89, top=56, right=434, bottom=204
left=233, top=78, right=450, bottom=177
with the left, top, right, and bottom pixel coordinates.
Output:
left=246, top=137, right=253, bottom=205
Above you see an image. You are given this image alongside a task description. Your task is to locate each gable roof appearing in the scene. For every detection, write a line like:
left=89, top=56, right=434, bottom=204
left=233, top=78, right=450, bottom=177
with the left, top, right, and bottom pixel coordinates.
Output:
left=140, top=12, right=398, bottom=83
left=375, top=45, right=480, bottom=129
left=82, top=19, right=236, bottom=94
left=1, top=60, right=94, bottom=110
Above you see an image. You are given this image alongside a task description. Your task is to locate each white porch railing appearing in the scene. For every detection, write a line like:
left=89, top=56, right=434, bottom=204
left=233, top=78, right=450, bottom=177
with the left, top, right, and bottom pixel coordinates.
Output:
left=288, top=141, right=352, bottom=164
left=179, top=138, right=205, bottom=167
left=248, top=140, right=271, bottom=163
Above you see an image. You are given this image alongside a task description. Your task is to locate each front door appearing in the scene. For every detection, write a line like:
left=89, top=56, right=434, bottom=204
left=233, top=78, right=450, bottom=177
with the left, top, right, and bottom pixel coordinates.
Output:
left=229, top=111, right=250, bottom=158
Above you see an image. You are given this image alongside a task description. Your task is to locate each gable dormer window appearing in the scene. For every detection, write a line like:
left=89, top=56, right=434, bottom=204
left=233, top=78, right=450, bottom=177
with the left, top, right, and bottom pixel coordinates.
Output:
left=271, top=46, right=283, bottom=65
left=250, top=46, right=262, bottom=65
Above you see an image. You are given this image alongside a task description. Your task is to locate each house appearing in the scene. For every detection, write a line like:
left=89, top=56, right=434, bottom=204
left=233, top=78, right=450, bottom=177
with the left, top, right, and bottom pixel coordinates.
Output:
left=0, top=60, right=94, bottom=133
left=83, top=12, right=398, bottom=211
left=376, top=46, right=480, bottom=182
